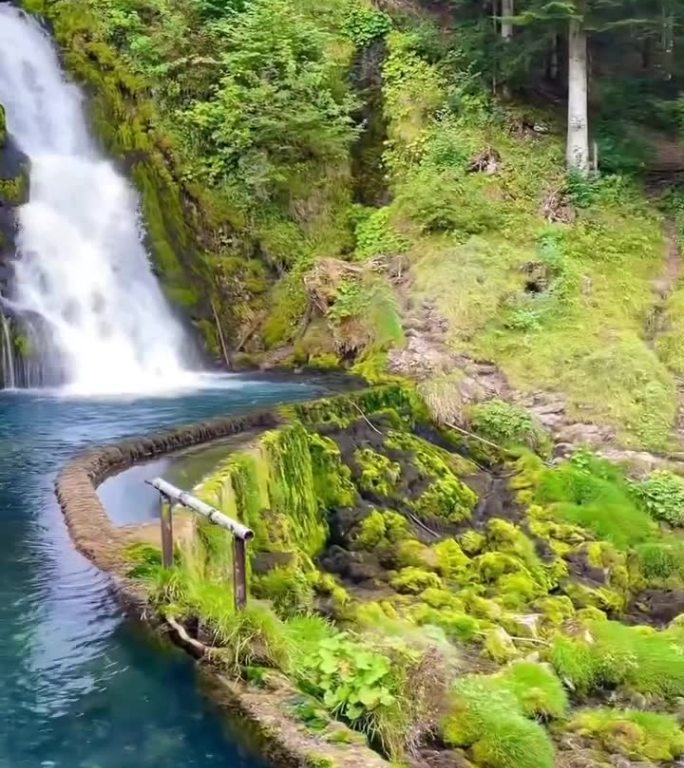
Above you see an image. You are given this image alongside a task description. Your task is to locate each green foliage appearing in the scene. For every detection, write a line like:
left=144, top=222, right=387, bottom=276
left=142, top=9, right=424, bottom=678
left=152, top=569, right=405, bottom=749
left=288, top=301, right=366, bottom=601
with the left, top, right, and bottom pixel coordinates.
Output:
left=535, top=451, right=657, bottom=549
left=353, top=207, right=409, bottom=261
left=550, top=621, right=684, bottom=701
left=469, top=400, right=551, bottom=457
left=442, top=675, right=555, bottom=768
left=297, top=632, right=396, bottom=723
left=632, top=470, right=684, bottom=527
left=342, top=2, right=391, bottom=48
left=567, top=708, right=684, bottom=763
left=181, top=0, right=358, bottom=194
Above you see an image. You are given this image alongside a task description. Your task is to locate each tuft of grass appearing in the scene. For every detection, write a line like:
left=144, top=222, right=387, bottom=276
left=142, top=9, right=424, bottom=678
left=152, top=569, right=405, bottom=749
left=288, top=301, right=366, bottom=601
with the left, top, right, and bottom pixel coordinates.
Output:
left=442, top=675, right=555, bottom=768
left=498, top=662, right=568, bottom=720
left=550, top=620, right=684, bottom=701
left=535, top=452, right=657, bottom=549
left=567, top=708, right=684, bottom=763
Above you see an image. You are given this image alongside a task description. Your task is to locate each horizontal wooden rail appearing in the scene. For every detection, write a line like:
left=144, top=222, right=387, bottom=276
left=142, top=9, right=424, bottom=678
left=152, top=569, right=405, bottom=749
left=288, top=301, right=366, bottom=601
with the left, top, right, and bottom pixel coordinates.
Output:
left=147, top=477, right=254, bottom=540
left=146, top=477, right=253, bottom=609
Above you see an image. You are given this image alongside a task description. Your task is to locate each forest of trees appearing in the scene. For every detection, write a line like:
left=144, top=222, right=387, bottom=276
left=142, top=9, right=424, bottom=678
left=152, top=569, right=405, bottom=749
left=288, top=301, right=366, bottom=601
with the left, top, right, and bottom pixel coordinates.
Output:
left=452, top=0, right=684, bottom=175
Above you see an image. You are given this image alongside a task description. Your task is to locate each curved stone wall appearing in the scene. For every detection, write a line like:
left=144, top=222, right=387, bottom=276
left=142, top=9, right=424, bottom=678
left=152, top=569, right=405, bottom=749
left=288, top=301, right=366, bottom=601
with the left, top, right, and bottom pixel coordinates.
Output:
left=55, top=409, right=279, bottom=575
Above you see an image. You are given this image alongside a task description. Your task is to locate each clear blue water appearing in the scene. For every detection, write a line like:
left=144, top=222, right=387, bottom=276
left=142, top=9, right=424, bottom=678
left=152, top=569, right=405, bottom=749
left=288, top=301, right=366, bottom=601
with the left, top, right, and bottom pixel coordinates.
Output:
left=0, top=376, right=321, bottom=768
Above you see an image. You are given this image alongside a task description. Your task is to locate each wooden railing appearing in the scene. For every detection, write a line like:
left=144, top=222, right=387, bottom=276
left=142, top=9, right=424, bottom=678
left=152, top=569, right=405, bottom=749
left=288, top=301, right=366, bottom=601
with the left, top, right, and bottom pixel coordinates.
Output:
left=146, top=477, right=254, bottom=610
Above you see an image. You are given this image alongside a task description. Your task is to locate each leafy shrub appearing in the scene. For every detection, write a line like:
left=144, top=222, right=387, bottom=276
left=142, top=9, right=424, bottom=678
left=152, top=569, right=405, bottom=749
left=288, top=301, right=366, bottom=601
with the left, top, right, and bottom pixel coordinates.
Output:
left=633, top=470, right=684, bottom=527
left=181, top=0, right=359, bottom=193
left=353, top=207, right=409, bottom=261
left=298, top=632, right=395, bottom=720
left=343, top=2, right=392, bottom=47
left=469, top=400, right=551, bottom=457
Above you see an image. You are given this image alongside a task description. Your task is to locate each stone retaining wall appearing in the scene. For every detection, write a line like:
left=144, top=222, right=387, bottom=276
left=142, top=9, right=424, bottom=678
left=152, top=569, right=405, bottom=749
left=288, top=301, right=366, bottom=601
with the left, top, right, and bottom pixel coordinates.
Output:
left=55, top=409, right=279, bottom=575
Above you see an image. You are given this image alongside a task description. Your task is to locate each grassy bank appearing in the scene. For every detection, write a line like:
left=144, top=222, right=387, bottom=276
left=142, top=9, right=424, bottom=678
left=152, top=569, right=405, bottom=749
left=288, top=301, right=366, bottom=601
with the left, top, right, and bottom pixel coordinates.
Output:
left=125, top=386, right=684, bottom=767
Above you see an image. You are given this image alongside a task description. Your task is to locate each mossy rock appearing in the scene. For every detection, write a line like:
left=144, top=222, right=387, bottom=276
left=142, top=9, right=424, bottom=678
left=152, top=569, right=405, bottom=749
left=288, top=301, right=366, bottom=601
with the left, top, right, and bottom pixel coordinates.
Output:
left=412, top=475, right=476, bottom=523
left=390, top=566, right=442, bottom=594
left=354, top=447, right=402, bottom=498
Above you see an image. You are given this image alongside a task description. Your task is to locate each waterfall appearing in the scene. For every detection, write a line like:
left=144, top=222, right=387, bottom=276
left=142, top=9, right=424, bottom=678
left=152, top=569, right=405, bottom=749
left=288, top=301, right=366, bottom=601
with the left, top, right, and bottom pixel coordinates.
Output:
left=0, top=311, right=15, bottom=389
left=0, top=6, right=200, bottom=395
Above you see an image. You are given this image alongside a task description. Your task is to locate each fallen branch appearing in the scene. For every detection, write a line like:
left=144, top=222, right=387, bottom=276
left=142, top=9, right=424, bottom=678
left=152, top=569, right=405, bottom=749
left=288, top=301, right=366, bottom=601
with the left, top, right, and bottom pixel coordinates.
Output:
left=210, top=299, right=232, bottom=370
left=167, top=616, right=217, bottom=658
left=351, top=401, right=383, bottom=435
left=445, top=421, right=507, bottom=453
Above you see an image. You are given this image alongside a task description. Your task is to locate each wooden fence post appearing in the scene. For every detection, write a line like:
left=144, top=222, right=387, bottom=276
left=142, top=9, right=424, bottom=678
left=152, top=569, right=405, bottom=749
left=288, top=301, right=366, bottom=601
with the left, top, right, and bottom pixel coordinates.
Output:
left=232, top=536, right=247, bottom=610
left=160, top=496, right=174, bottom=568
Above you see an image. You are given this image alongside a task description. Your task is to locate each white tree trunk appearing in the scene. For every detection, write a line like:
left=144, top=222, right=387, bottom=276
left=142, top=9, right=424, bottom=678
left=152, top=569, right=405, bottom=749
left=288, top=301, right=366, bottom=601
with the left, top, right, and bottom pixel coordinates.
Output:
left=566, top=18, right=589, bottom=174
left=501, top=0, right=514, bottom=40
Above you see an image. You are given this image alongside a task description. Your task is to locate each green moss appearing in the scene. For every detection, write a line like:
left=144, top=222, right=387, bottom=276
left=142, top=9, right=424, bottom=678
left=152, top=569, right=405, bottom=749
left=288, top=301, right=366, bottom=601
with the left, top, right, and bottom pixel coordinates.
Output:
left=433, top=538, right=470, bottom=579
left=385, top=430, right=477, bottom=478
left=390, top=566, right=442, bottom=595
left=497, top=572, right=546, bottom=608
left=412, top=476, right=476, bottom=523
left=413, top=605, right=481, bottom=642
left=0, top=164, right=29, bottom=206
left=460, top=530, right=486, bottom=555
left=356, top=510, right=409, bottom=551
left=532, top=595, right=576, bottom=627
left=473, top=552, right=528, bottom=583
left=442, top=674, right=555, bottom=768
left=354, top=447, right=402, bottom=498
left=308, top=433, right=358, bottom=510
left=291, top=385, right=429, bottom=431
left=567, top=708, right=684, bottom=762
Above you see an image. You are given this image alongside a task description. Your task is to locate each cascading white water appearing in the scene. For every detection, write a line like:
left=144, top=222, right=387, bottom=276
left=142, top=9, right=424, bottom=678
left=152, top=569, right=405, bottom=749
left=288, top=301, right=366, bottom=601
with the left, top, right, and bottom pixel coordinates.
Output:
left=0, top=6, right=199, bottom=395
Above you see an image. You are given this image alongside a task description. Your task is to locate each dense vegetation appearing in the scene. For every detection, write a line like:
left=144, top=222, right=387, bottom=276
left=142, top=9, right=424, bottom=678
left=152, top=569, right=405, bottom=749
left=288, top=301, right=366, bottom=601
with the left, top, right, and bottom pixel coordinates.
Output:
left=16, top=0, right=684, bottom=452
left=127, top=386, right=684, bottom=767
left=13, top=2, right=684, bottom=762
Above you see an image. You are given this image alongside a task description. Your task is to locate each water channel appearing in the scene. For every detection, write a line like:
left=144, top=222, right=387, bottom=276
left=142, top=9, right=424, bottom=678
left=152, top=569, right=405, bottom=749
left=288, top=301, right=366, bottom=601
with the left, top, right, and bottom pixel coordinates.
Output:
left=0, top=379, right=320, bottom=768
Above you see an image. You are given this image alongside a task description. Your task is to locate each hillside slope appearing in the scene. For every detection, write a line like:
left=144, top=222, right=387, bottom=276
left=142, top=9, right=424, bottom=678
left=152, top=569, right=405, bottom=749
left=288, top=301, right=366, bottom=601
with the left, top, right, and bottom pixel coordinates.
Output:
left=20, top=0, right=684, bottom=455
